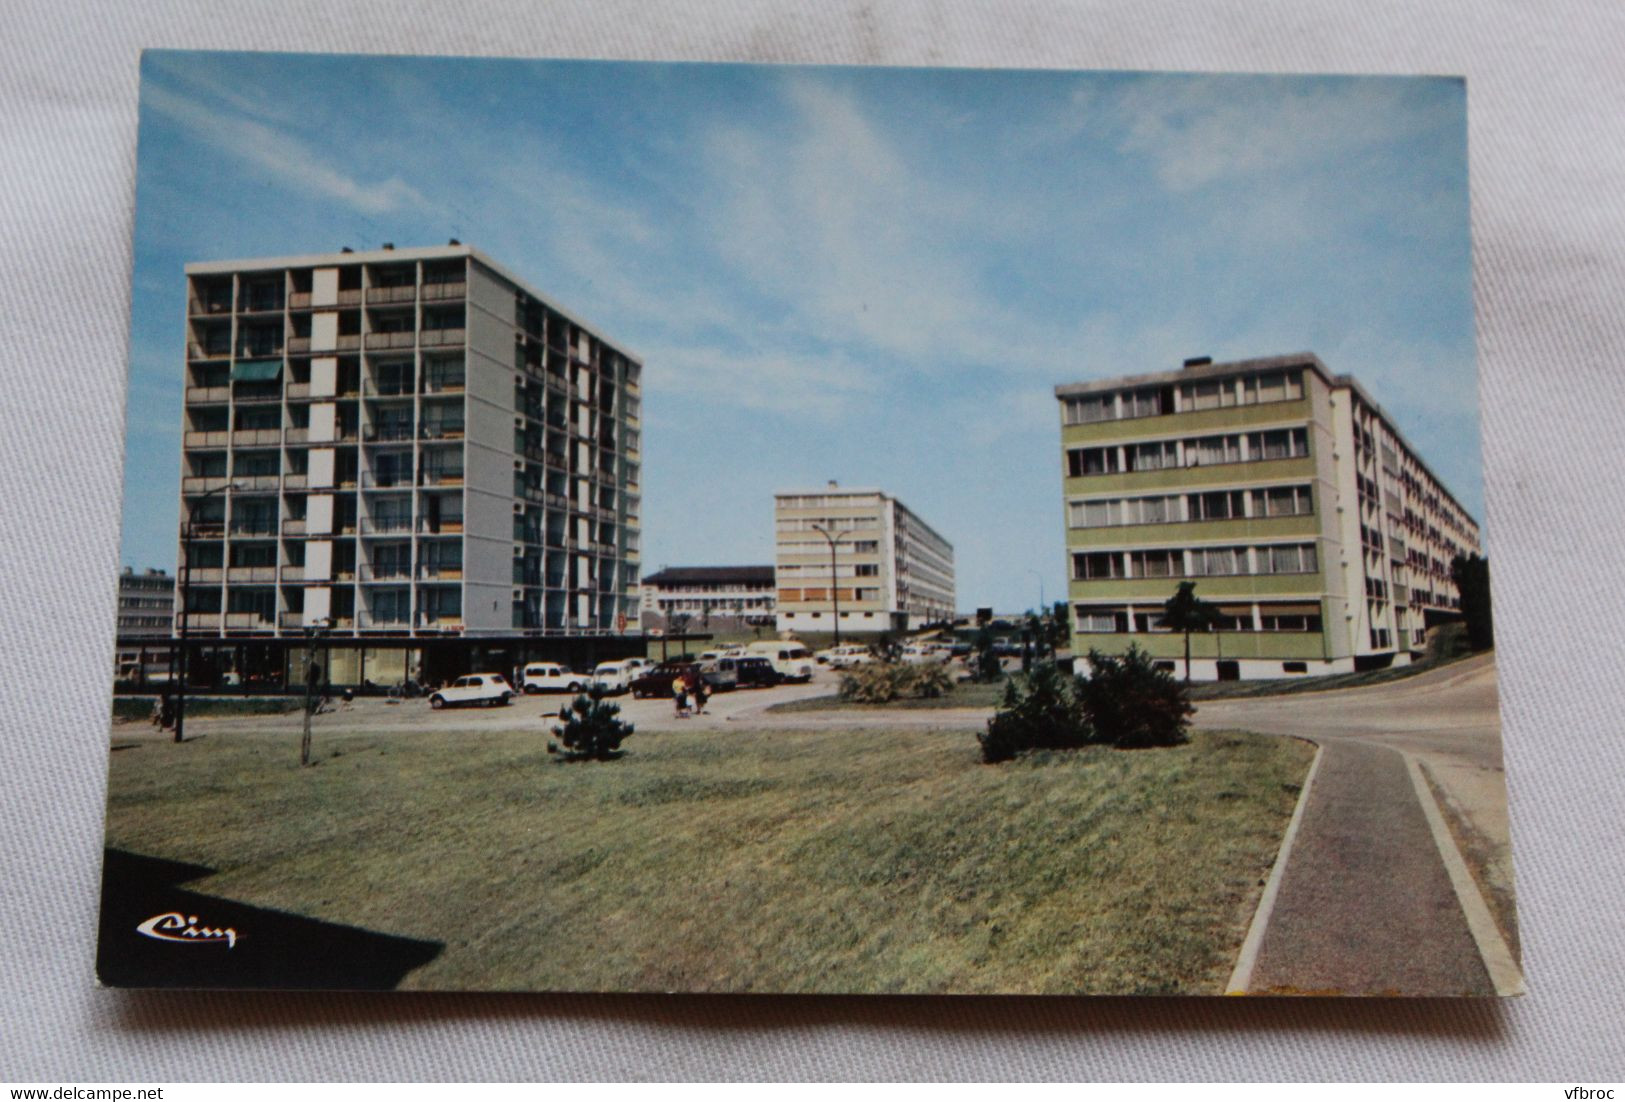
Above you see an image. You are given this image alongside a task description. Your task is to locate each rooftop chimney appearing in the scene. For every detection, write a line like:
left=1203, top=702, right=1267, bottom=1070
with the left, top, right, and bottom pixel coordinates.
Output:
left=827, top=480, right=839, bottom=489
left=382, top=242, right=395, bottom=250
left=448, top=238, right=461, bottom=246
left=340, top=246, right=354, bottom=254
left=1182, top=356, right=1212, bottom=369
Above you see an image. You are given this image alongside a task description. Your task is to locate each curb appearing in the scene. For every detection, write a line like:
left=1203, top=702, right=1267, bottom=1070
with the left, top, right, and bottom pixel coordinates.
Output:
left=1226, top=742, right=1324, bottom=995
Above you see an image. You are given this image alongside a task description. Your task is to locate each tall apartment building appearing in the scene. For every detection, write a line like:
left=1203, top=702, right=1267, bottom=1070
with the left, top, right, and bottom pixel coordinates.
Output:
left=639, top=565, right=776, bottom=632
left=176, top=243, right=642, bottom=644
left=774, top=483, right=956, bottom=635
left=1057, top=353, right=1481, bottom=679
left=115, top=567, right=175, bottom=680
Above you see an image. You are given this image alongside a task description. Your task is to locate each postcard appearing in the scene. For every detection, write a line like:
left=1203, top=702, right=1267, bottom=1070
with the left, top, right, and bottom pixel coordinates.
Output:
left=101, top=51, right=1519, bottom=995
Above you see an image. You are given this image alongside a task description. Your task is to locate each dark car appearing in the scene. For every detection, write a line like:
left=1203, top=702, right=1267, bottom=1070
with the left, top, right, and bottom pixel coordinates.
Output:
left=714, top=655, right=780, bottom=689
left=629, top=661, right=730, bottom=699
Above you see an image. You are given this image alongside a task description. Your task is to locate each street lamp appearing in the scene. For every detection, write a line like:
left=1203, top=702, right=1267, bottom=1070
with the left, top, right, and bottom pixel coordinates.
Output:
left=810, top=523, right=854, bottom=647
left=300, top=617, right=333, bottom=767
left=174, top=480, right=236, bottom=744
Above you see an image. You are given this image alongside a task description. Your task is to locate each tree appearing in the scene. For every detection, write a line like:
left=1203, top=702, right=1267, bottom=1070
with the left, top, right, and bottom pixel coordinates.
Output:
left=1077, top=646, right=1192, bottom=749
left=1450, top=553, right=1495, bottom=652
left=971, top=626, right=1003, bottom=683
left=667, top=611, right=692, bottom=638
left=978, top=661, right=1091, bottom=763
left=1159, top=581, right=1221, bottom=684
left=1046, top=601, right=1071, bottom=655
left=549, top=691, right=633, bottom=761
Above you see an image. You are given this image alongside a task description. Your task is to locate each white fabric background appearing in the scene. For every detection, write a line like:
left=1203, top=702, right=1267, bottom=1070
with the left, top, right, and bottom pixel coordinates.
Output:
left=3, top=0, right=1623, bottom=1082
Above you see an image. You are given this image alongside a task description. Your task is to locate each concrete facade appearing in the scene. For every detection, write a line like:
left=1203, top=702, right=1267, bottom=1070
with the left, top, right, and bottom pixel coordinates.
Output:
left=774, top=483, right=956, bottom=634
left=639, top=565, right=776, bottom=633
left=176, top=244, right=641, bottom=640
left=1057, top=353, right=1481, bottom=679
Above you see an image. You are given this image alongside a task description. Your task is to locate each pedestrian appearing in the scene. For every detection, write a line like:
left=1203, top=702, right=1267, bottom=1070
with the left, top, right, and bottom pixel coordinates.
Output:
left=673, top=675, right=690, bottom=719
left=693, top=672, right=710, bottom=715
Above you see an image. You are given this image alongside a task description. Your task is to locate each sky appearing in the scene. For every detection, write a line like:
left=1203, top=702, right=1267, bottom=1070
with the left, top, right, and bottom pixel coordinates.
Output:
left=122, top=51, right=1480, bottom=613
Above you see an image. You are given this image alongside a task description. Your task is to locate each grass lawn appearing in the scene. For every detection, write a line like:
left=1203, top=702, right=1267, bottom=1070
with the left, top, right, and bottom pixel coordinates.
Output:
left=768, top=678, right=1014, bottom=713
left=104, top=722, right=1313, bottom=994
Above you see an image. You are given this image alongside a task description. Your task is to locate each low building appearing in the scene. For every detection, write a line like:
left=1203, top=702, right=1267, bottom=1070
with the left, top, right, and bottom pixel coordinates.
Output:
left=1056, top=352, right=1481, bottom=680
left=115, top=568, right=175, bottom=680
left=640, top=565, right=776, bottom=633
left=774, top=482, right=956, bottom=635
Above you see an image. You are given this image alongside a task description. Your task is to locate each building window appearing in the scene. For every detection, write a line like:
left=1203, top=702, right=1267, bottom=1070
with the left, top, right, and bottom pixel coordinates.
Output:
left=1074, top=605, right=1125, bottom=633
left=1067, top=446, right=1120, bottom=477
left=1185, top=434, right=1241, bottom=467
left=1129, top=549, right=1182, bottom=578
left=1282, top=661, right=1309, bottom=674
left=1121, top=389, right=1163, bottom=418
left=1249, top=427, right=1310, bottom=461
left=1243, top=370, right=1304, bottom=404
left=1257, top=484, right=1314, bottom=517
left=1257, top=544, right=1318, bottom=574
left=1183, top=379, right=1237, bottom=411
left=1259, top=606, right=1322, bottom=632
left=1063, top=394, right=1116, bottom=425
left=1189, top=489, right=1246, bottom=520
left=1126, top=440, right=1178, bottom=471
left=1072, top=552, right=1124, bottom=580
left=1189, top=547, right=1248, bottom=576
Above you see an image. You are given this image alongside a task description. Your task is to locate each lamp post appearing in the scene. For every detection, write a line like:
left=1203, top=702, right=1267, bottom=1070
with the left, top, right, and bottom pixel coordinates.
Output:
left=810, top=523, right=854, bottom=647
left=174, top=481, right=235, bottom=744
left=300, top=617, right=333, bottom=767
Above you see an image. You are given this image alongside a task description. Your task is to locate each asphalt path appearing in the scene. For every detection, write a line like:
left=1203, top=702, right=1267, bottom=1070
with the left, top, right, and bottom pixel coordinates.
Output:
left=1192, top=654, right=1516, bottom=995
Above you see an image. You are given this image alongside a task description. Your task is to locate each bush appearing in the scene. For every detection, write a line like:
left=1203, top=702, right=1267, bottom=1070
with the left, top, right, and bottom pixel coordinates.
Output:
left=549, top=692, right=633, bottom=761
left=1077, top=646, right=1192, bottom=749
left=970, top=628, right=1004, bottom=683
left=838, top=661, right=955, bottom=703
left=978, top=662, right=1091, bottom=764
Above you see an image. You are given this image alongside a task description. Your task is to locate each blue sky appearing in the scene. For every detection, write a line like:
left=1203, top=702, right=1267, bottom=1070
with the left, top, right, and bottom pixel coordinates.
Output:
left=123, top=52, right=1479, bottom=612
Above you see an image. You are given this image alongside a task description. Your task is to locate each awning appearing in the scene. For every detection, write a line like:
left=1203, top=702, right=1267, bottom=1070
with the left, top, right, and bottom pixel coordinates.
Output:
left=232, top=359, right=282, bottom=382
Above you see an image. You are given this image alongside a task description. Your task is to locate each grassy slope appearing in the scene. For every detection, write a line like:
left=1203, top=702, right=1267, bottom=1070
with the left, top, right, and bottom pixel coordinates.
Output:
left=104, top=724, right=1312, bottom=994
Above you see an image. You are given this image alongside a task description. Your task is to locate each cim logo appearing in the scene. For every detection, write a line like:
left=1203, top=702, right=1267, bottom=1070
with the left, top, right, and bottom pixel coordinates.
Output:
left=136, top=911, right=239, bottom=949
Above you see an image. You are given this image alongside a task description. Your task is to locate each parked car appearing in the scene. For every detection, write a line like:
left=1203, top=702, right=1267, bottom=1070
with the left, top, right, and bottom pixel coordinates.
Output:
left=428, top=673, right=514, bottom=709
left=817, top=645, right=874, bottom=669
left=714, top=655, right=781, bottom=688
left=519, top=663, right=589, bottom=694
left=629, top=661, right=730, bottom=698
left=591, top=660, right=639, bottom=694
left=744, top=641, right=816, bottom=682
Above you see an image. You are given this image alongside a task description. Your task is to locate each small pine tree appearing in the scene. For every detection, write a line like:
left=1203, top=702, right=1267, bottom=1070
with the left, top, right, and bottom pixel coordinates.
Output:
left=971, top=627, right=1004, bottom=683
left=977, top=661, right=1092, bottom=764
left=550, top=691, right=633, bottom=760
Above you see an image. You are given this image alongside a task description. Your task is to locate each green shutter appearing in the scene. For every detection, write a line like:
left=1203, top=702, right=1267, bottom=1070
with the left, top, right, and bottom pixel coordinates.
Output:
left=231, top=359, right=282, bottom=382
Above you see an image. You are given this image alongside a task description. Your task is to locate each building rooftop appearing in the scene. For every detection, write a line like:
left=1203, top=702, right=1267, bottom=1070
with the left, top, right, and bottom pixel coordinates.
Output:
left=642, top=566, right=776, bottom=587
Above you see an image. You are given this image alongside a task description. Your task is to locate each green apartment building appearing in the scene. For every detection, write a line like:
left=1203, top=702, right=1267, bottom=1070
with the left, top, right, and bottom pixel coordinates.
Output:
left=1056, top=353, right=1481, bottom=679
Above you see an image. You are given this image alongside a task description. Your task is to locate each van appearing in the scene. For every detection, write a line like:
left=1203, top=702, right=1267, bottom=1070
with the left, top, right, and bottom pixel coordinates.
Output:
left=744, top=640, right=815, bottom=682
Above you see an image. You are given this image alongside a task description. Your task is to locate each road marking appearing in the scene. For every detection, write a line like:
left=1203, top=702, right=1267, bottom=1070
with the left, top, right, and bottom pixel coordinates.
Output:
left=1403, top=754, right=1526, bottom=996
left=1226, top=742, right=1323, bottom=995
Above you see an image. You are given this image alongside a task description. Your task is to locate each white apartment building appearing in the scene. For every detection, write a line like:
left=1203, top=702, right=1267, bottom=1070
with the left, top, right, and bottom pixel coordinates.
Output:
left=175, top=243, right=642, bottom=642
left=639, top=565, right=776, bottom=632
left=774, top=483, right=956, bottom=635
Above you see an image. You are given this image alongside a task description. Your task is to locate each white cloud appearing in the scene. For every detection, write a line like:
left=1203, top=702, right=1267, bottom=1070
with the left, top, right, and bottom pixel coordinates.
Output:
left=643, top=343, right=879, bottom=420
left=142, top=82, right=430, bottom=216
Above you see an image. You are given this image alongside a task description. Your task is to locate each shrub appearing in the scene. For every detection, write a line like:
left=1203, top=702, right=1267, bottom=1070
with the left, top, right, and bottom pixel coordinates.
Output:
left=971, top=628, right=1004, bottom=683
left=978, top=662, right=1091, bottom=764
left=550, top=692, right=633, bottom=761
left=1077, top=646, right=1192, bottom=749
left=839, top=661, right=955, bottom=703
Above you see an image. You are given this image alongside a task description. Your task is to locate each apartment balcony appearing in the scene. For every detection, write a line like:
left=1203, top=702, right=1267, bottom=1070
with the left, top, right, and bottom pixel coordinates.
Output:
left=185, top=385, right=231, bottom=404
left=415, top=614, right=466, bottom=632
left=365, top=378, right=416, bottom=398
left=420, top=423, right=465, bottom=441
left=423, top=376, right=466, bottom=395
left=231, top=428, right=283, bottom=447
left=589, top=541, right=617, bottom=556
left=417, top=564, right=464, bottom=581
left=335, top=334, right=363, bottom=352
left=358, top=516, right=415, bottom=536
left=418, top=470, right=465, bottom=488
left=284, top=427, right=310, bottom=445
left=360, top=471, right=414, bottom=490
left=363, top=424, right=416, bottom=443
left=336, top=289, right=363, bottom=306
left=188, top=297, right=232, bottom=317
left=225, top=565, right=278, bottom=584
left=232, top=474, right=282, bottom=493
left=367, top=285, right=417, bottom=305
left=543, top=452, right=570, bottom=473
left=281, top=518, right=308, bottom=536
left=288, top=292, right=312, bottom=310
left=228, top=521, right=280, bottom=538
left=360, top=563, right=414, bottom=583
left=591, top=469, right=616, bottom=487
left=187, top=343, right=231, bottom=361
left=181, top=476, right=231, bottom=494
left=356, top=614, right=411, bottom=632
left=417, top=519, right=465, bottom=536
left=224, top=612, right=277, bottom=631
left=232, top=387, right=282, bottom=405
left=286, top=336, right=312, bottom=354
left=365, top=331, right=416, bottom=351
left=420, top=281, right=467, bottom=302
left=182, top=567, right=224, bottom=584
left=184, top=520, right=227, bottom=539
left=278, top=611, right=306, bottom=630
left=544, top=374, right=569, bottom=398
left=177, top=612, right=221, bottom=630
left=419, top=328, right=466, bottom=348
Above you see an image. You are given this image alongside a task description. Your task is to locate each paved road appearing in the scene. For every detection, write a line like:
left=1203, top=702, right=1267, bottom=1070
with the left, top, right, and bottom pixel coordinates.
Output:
left=1193, top=654, right=1517, bottom=995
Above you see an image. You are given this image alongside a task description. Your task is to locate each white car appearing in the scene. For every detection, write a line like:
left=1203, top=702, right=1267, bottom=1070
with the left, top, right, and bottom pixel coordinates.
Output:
left=591, top=660, right=637, bottom=694
left=428, top=673, right=514, bottom=709
left=821, top=645, right=876, bottom=670
left=744, top=641, right=816, bottom=682
left=520, top=663, right=590, bottom=694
